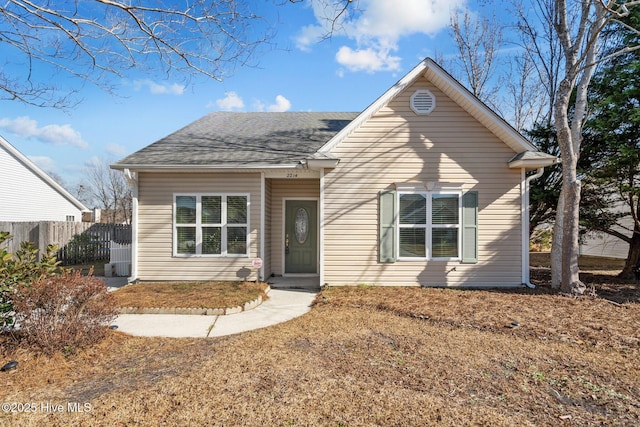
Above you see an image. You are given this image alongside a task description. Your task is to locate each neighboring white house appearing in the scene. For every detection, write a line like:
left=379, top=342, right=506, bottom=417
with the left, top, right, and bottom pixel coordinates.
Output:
left=0, top=135, right=88, bottom=222
left=580, top=202, right=633, bottom=259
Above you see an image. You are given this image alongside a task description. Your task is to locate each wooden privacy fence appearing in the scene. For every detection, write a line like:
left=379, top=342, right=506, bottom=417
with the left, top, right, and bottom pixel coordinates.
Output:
left=0, top=221, right=131, bottom=265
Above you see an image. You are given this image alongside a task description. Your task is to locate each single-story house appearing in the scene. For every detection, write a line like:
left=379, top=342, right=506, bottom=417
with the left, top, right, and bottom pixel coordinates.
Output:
left=0, top=135, right=88, bottom=222
left=112, top=58, right=557, bottom=288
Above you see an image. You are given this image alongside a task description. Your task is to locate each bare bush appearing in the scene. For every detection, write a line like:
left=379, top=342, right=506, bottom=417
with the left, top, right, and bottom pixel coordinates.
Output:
left=12, top=270, right=118, bottom=354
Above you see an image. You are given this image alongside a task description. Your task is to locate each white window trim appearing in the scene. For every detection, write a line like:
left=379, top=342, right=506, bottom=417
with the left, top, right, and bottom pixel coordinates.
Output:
left=173, top=193, right=250, bottom=258
left=397, top=190, right=462, bottom=262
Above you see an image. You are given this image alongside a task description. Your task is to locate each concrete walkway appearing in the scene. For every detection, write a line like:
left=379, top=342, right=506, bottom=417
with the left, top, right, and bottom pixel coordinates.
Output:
left=106, top=277, right=318, bottom=338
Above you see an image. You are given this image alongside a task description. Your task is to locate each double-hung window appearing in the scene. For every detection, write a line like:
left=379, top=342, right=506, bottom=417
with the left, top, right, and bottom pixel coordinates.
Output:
left=174, top=194, right=249, bottom=256
left=398, top=192, right=461, bottom=260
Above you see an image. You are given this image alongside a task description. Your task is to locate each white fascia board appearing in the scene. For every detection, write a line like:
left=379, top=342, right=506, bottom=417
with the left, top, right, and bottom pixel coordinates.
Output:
left=306, top=159, right=340, bottom=169
left=112, top=164, right=324, bottom=178
left=508, top=158, right=559, bottom=169
left=0, top=135, right=89, bottom=212
left=110, top=163, right=302, bottom=172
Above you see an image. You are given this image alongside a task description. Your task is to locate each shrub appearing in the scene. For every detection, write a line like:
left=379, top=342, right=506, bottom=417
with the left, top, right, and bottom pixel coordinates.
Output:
left=530, top=228, right=553, bottom=252
left=12, top=269, right=118, bottom=354
left=0, top=231, right=63, bottom=328
left=63, top=232, right=108, bottom=264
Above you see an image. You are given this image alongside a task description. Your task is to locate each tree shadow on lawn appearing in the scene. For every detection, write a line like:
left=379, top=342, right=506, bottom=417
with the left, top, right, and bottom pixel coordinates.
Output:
left=530, top=267, right=640, bottom=304
left=319, top=278, right=640, bottom=354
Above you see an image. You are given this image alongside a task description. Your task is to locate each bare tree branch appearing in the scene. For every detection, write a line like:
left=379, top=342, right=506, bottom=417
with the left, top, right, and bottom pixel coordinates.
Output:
left=84, top=158, right=132, bottom=224
left=0, top=0, right=274, bottom=108
left=449, top=8, right=503, bottom=106
left=288, top=0, right=356, bottom=41
left=512, top=0, right=564, bottom=126
left=505, top=53, right=547, bottom=131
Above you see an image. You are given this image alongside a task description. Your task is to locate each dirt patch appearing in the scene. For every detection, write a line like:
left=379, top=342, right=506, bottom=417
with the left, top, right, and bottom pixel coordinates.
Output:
left=111, top=281, right=268, bottom=309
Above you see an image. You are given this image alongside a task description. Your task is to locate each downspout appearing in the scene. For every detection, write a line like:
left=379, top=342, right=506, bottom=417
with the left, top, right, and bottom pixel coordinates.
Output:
left=522, top=168, right=545, bottom=288
left=124, top=169, right=138, bottom=283
left=319, top=168, right=325, bottom=288
left=260, top=172, right=265, bottom=281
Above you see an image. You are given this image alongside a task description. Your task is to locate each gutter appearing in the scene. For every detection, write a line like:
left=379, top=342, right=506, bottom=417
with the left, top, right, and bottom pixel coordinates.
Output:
left=522, top=168, right=545, bottom=288
left=110, top=163, right=301, bottom=172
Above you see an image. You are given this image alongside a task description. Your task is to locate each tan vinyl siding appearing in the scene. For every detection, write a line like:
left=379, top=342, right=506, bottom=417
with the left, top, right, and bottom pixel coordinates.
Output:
left=269, top=179, right=320, bottom=276
left=263, top=178, right=273, bottom=278
left=136, top=172, right=261, bottom=281
left=323, top=77, right=523, bottom=287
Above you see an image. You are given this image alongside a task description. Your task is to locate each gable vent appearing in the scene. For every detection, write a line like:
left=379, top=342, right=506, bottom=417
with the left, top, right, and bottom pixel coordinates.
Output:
left=410, top=89, right=436, bottom=115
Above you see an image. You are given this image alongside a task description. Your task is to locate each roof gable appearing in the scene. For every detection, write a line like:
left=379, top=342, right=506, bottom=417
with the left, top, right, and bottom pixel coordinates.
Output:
left=0, top=135, right=88, bottom=212
left=319, top=58, right=539, bottom=155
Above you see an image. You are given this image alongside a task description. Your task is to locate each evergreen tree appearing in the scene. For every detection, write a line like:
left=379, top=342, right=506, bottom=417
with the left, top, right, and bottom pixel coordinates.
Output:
left=583, top=7, right=640, bottom=277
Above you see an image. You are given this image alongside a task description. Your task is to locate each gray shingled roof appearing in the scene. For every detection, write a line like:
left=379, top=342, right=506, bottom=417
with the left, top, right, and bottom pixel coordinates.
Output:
left=114, top=112, right=358, bottom=168
left=509, top=151, right=558, bottom=162
left=509, top=151, right=556, bottom=162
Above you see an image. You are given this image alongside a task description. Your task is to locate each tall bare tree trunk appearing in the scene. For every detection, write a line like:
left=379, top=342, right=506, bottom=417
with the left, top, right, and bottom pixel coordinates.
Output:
left=551, top=0, right=609, bottom=295
left=553, top=79, right=585, bottom=294
left=551, top=187, right=564, bottom=288
left=561, top=164, right=585, bottom=294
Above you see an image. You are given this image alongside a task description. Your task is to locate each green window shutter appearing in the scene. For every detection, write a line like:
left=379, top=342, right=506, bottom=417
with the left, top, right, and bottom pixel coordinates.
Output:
left=379, top=190, right=397, bottom=263
left=462, top=191, right=478, bottom=264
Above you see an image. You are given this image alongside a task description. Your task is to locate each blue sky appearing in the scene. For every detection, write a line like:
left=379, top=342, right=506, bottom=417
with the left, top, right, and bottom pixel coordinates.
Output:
left=0, top=0, right=491, bottom=190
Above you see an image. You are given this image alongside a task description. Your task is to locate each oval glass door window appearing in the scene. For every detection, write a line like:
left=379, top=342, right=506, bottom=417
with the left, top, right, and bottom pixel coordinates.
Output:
left=295, top=208, right=309, bottom=244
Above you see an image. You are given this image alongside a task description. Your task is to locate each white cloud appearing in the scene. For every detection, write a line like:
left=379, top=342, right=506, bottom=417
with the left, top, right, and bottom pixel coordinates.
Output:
left=0, top=116, right=88, bottom=148
left=267, top=95, right=292, bottom=112
left=336, top=46, right=401, bottom=73
left=294, top=0, right=351, bottom=50
left=85, top=156, right=103, bottom=168
left=295, top=24, right=327, bottom=52
left=29, top=156, right=56, bottom=172
left=346, top=0, right=462, bottom=42
left=106, top=143, right=128, bottom=157
left=133, top=79, right=185, bottom=95
left=254, top=95, right=292, bottom=112
left=297, top=0, right=466, bottom=73
left=252, top=100, right=265, bottom=112
left=215, top=92, right=245, bottom=111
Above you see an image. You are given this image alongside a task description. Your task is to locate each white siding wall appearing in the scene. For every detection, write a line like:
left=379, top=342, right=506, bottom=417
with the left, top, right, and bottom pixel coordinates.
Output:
left=1, top=144, right=83, bottom=222
left=323, top=77, right=523, bottom=287
left=136, top=172, right=262, bottom=281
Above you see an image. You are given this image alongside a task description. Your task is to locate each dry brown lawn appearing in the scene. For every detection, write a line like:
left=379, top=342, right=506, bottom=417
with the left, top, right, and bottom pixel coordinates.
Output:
left=1, top=255, right=639, bottom=426
left=111, top=281, right=269, bottom=309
